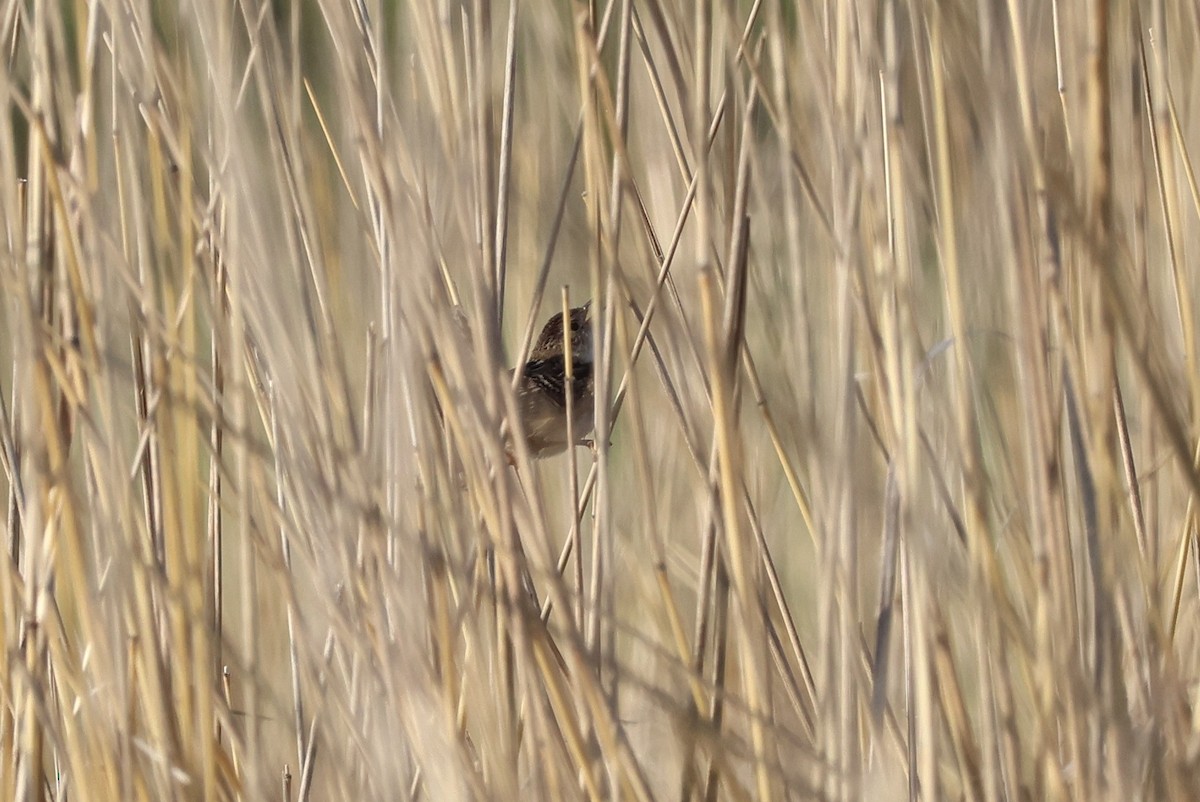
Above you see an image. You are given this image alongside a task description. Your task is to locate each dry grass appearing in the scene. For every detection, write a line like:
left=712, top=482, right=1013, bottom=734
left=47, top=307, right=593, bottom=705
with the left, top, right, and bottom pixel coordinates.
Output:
left=2, top=0, right=1200, bottom=799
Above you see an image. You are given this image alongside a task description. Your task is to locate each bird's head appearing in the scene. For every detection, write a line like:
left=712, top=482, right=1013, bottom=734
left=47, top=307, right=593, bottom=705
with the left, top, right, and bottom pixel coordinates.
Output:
left=533, top=300, right=593, bottom=365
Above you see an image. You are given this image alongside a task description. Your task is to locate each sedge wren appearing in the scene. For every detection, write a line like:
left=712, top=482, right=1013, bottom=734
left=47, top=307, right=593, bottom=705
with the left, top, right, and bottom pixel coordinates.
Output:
left=513, top=301, right=596, bottom=457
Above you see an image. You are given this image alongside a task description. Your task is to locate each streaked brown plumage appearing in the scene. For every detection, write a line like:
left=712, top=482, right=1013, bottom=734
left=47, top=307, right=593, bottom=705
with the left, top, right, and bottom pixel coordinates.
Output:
left=513, top=302, right=595, bottom=457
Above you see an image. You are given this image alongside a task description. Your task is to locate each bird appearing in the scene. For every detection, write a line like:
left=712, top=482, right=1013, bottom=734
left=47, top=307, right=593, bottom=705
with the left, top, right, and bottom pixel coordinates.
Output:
left=512, top=301, right=596, bottom=458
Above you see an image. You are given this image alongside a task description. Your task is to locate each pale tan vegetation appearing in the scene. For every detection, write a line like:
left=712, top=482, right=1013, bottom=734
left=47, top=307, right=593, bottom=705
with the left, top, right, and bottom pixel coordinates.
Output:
left=2, top=0, right=1199, bottom=800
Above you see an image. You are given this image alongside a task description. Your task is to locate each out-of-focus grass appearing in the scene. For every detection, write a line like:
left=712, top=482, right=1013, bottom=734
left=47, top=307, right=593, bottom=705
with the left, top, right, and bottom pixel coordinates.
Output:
left=1, top=1, right=1199, bottom=800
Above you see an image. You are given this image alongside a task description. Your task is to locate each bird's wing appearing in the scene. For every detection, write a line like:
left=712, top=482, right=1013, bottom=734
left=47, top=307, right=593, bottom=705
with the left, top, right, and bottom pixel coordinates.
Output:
left=523, top=356, right=568, bottom=408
